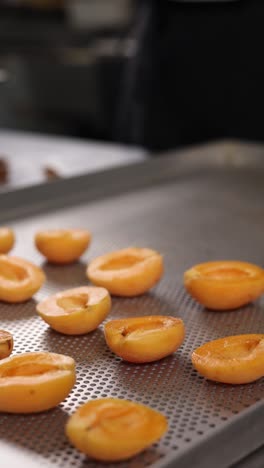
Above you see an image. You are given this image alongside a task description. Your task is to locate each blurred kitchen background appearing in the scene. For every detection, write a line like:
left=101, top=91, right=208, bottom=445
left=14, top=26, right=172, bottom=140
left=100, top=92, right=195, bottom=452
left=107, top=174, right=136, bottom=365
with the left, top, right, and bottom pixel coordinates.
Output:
left=0, top=0, right=264, bottom=151
left=0, top=0, right=135, bottom=140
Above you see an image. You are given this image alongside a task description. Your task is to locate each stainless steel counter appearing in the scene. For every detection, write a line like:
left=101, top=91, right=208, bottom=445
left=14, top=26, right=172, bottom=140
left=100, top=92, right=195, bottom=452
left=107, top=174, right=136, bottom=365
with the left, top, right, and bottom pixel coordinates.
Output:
left=0, top=129, right=146, bottom=191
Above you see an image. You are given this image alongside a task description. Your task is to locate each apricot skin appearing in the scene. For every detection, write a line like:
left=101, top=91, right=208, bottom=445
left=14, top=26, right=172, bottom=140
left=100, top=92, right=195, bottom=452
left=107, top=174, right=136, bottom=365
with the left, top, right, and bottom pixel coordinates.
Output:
left=104, top=316, right=185, bottom=363
left=35, top=229, right=91, bottom=264
left=87, top=247, right=164, bottom=297
left=0, top=330, right=13, bottom=359
left=66, top=398, right=168, bottom=462
left=37, top=286, right=111, bottom=335
left=0, top=228, right=15, bottom=254
left=192, top=334, right=264, bottom=384
left=184, top=261, right=264, bottom=310
left=0, top=255, right=45, bottom=303
left=0, top=352, right=76, bottom=413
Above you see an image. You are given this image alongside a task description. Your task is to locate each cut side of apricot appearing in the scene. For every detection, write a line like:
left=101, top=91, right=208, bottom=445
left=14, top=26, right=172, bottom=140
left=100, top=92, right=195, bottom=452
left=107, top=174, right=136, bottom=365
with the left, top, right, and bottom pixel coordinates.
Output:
left=37, top=286, right=111, bottom=335
left=66, top=398, right=168, bottom=462
left=0, top=330, right=13, bottom=359
left=87, top=247, right=164, bottom=297
left=192, top=334, right=264, bottom=384
left=0, top=228, right=15, bottom=254
left=35, top=229, right=91, bottom=264
left=0, top=352, right=76, bottom=413
left=0, top=255, right=45, bottom=303
left=104, top=315, right=185, bottom=363
left=184, top=261, right=264, bottom=310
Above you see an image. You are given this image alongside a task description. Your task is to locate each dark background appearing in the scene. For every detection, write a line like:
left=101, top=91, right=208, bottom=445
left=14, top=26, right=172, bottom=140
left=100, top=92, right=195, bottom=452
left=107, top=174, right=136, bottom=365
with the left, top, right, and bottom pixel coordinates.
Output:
left=0, top=0, right=263, bottom=151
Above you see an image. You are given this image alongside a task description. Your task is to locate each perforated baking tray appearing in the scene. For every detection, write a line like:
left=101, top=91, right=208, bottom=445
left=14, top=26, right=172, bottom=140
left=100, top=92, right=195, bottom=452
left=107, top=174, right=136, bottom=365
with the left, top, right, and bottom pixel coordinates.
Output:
left=0, top=140, right=263, bottom=468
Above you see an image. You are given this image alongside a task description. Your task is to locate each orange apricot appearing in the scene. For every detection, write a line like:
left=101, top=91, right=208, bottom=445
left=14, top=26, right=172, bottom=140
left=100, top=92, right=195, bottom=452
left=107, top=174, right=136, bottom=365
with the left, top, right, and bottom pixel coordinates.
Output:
left=0, top=228, right=15, bottom=254
left=192, top=334, right=264, bottom=384
left=66, top=398, right=168, bottom=462
left=35, top=229, right=91, bottom=264
left=0, top=352, right=76, bottom=413
left=0, top=330, right=13, bottom=359
left=184, top=261, right=264, bottom=310
left=87, top=247, right=164, bottom=297
left=37, top=286, right=111, bottom=335
left=104, top=315, right=185, bottom=363
left=0, top=255, right=45, bottom=303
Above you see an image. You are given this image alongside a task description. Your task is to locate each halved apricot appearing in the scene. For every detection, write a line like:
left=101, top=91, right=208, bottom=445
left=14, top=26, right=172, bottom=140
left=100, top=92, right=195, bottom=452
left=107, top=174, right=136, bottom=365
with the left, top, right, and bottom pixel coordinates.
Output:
left=0, top=228, right=15, bottom=254
left=37, top=286, right=111, bottom=335
left=66, top=398, right=168, bottom=462
left=0, top=352, right=76, bottom=413
left=0, top=330, right=13, bottom=359
left=87, top=247, right=164, bottom=297
left=184, top=261, right=264, bottom=310
left=192, top=334, right=264, bottom=384
left=0, top=255, right=45, bottom=303
left=35, top=229, right=91, bottom=264
left=104, top=315, right=185, bottom=363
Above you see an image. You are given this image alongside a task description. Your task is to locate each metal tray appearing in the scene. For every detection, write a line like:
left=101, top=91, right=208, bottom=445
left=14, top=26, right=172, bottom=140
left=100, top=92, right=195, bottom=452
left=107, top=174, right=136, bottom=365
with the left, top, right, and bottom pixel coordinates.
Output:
left=0, top=140, right=263, bottom=468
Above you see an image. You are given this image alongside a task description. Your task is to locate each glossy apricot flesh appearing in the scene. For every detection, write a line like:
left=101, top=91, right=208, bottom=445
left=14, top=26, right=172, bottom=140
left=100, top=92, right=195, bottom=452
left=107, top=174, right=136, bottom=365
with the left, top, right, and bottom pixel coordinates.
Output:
left=0, top=330, right=13, bottom=359
left=184, top=261, right=264, bottom=310
left=35, top=229, right=91, bottom=264
left=0, top=255, right=45, bottom=303
left=37, top=286, right=111, bottom=335
left=0, top=352, right=76, bottom=413
left=66, top=398, right=168, bottom=462
left=104, top=315, right=185, bottom=363
left=192, top=334, right=264, bottom=384
left=87, top=247, right=164, bottom=297
left=0, top=228, right=15, bottom=254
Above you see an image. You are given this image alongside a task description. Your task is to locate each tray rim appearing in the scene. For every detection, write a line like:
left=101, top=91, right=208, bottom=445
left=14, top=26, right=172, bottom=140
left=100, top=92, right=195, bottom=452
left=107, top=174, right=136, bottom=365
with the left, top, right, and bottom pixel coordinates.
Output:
left=1, top=138, right=264, bottom=223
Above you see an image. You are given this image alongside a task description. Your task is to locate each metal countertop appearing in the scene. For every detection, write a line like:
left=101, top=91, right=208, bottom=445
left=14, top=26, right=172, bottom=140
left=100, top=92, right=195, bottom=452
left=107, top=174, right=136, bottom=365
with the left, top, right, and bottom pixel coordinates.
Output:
left=0, top=129, right=147, bottom=191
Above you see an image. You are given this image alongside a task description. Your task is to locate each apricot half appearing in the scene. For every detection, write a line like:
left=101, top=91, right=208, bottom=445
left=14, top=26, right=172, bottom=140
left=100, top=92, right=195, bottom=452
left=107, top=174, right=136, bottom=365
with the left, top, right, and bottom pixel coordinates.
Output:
left=192, top=334, right=264, bottom=384
left=66, top=398, right=168, bottom=462
left=37, top=286, right=111, bottom=335
left=35, top=229, right=91, bottom=264
left=87, top=247, right=164, bottom=297
left=0, top=352, right=76, bottom=413
left=0, top=255, right=45, bottom=303
left=104, top=315, right=185, bottom=363
left=184, top=261, right=264, bottom=310
left=0, top=228, right=15, bottom=254
left=0, top=330, right=13, bottom=359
